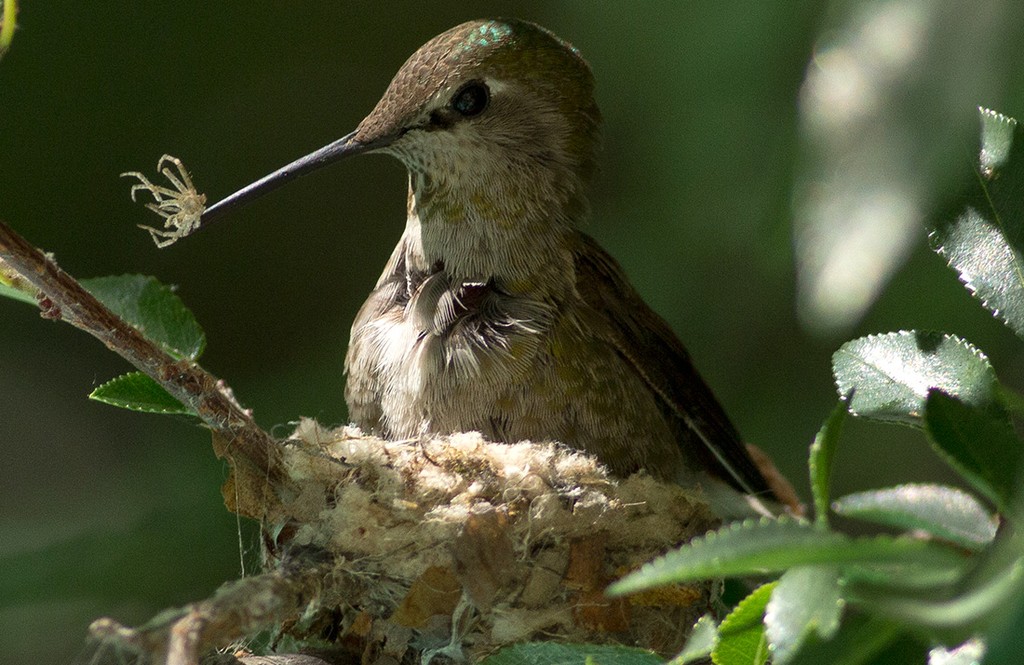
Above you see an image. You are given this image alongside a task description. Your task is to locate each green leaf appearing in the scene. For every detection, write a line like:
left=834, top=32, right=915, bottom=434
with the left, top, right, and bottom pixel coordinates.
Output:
left=764, top=567, right=842, bottom=664
left=0, top=0, right=16, bottom=53
left=0, top=279, right=37, bottom=305
left=608, top=519, right=965, bottom=596
left=833, top=331, right=1003, bottom=427
left=809, top=399, right=848, bottom=528
left=670, top=615, right=718, bottom=664
left=0, top=258, right=39, bottom=304
left=713, top=582, right=776, bottom=665
left=924, top=389, right=1021, bottom=510
left=930, top=108, right=1024, bottom=339
left=986, top=584, right=1024, bottom=664
left=89, top=372, right=195, bottom=416
left=833, top=484, right=997, bottom=551
left=857, top=560, right=1021, bottom=633
left=786, top=613, right=906, bottom=665
left=978, top=107, right=1016, bottom=175
left=480, top=643, right=663, bottom=665
left=82, top=275, right=205, bottom=359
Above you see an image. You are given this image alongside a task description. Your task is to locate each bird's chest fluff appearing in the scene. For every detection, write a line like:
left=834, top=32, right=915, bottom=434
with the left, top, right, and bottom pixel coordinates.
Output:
left=361, top=270, right=557, bottom=437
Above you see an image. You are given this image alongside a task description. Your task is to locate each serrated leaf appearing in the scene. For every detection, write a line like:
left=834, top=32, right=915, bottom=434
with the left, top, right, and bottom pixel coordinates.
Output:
left=791, top=3, right=1011, bottom=334
left=978, top=107, right=1016, bottom=175
left=809, top=399, right=848, bottom=528
left=608, top=519, right=965, bottom=596
left=479, top=643, right=663, bottom=665
left=833, top=484, right=997, bottom=550
left=924, top=390, right=1021, bottom=511
left=82, top=275, right=205, bottom=359
left=670, top=615, right=718, bottom=664
left=713, top=582, right=776, bottom=665
left=764, top=567, right=842, bottom=664
left=833, top=331, right=1003, bottom=427
left=89, top=372, right=195, bottom=416
left=930, top=107, right=1024, bottom=339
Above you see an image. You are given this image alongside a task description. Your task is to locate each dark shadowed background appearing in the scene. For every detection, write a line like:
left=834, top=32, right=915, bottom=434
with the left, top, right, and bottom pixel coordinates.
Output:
left=3, top=2, right=1024, bottom=662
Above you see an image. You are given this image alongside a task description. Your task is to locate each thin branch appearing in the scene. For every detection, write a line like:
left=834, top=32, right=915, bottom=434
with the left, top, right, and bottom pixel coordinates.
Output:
left=79, top=553, right=332, bottom=665
left=0, top=218, right=290, bottom=511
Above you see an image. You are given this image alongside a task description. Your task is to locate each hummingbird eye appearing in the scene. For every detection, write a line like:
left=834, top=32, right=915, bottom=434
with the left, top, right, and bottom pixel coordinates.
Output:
left=451, top=81, right=489, bottom=117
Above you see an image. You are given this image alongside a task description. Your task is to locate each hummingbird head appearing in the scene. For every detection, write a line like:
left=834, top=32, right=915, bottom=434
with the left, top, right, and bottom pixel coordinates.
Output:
left=202, top=19, right=601, bottom=286
left=354, top=19, right=601, bottom=220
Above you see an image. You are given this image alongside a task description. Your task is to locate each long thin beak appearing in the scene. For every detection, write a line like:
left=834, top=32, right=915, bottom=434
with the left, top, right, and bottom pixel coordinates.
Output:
left=199, top=129, right=379, bottom=228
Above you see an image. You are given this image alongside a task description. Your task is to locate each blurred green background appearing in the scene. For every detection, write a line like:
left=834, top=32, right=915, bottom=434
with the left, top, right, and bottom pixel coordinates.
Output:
left=3, top=2, right=1024, bottom=662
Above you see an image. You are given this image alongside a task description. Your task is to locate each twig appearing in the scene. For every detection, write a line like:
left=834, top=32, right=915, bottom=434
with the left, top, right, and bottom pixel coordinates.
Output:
left=0, top=218, right=289, bottom=515
left=81, top=553, right=332, bottom=665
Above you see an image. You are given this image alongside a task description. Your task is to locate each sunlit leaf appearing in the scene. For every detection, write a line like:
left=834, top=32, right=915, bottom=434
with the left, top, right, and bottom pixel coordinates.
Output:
left=671, top=615, right=718, bottom=664
left=608, top=519, right=965, bottom=596
left=793, top=3, right=1012, bottom=333
left=713, top=582, right=776, bottom=665
left=928, top=638, right=985, bottom=665
left=833, top=483, right=997, bottom=550
left=931, top=107, right=1024, bottom=339
left=764, top=567, right=842, bottom=664
left=833, top=331, right=1003, bottom=426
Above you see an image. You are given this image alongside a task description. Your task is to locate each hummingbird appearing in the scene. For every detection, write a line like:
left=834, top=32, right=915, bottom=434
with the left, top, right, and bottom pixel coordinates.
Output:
left=199, top=18, right=782, bottom=514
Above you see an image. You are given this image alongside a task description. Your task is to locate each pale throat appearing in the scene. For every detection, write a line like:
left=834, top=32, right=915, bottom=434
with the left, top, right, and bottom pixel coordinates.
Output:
left=400, top=171, right=579, bottom=296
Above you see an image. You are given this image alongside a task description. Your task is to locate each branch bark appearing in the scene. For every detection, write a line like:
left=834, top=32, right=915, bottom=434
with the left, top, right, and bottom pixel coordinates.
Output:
left=0, top=218, right=290, bottom=513
left=78, top=552, right=333, bottom=665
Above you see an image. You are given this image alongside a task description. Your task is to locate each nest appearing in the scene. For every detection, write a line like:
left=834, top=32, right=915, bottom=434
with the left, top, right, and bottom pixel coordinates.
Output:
left=85, top=421, right=720, bottom=665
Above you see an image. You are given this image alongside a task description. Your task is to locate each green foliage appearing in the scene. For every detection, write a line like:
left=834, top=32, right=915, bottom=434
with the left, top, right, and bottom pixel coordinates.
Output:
left=0, top=0, right=16, bottom=56
left=612, top=107, right=1024, bottom=664
left=931, top=108, right=1024, bottom=340
left=81, top=275, right=205, bottom=360
left=713, top=583, right=776, bottom=665
left=608, top=519, right=964, bottom=595
left=672, top=615, right=718, bottom=664
left=0, top=279, right=35, bottom=304
left=764, top=567, right=842, bottom=664
left=832, top=484, right=997, bottom=551
left=924, top=389, right=1020, bottom=510
left=832, top=331, right=1003, bottom=427
left=808, top=398, right=847, bottom=528
left=90, top=372, right=197, bottom=415
left=81, top=275, right=204, bottom=415
left=0, top=273, right=203, bottom=415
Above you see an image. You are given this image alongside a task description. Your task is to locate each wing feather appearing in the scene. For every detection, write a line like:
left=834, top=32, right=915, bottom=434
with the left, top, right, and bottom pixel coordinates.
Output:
left=573, top=232, right=771, bottom=497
